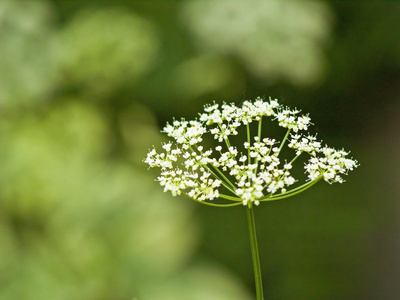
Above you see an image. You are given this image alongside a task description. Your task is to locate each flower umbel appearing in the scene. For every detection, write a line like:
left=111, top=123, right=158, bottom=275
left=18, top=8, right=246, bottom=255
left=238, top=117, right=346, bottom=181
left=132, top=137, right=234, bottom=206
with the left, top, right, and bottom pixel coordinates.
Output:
left=144, top=96, right=359, bottom=300
left=144, top=97, right=358, bottom=207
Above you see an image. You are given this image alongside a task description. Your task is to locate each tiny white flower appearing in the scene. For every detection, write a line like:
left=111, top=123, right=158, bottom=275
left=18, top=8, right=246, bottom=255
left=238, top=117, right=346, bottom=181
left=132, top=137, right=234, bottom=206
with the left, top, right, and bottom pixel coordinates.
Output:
left=239, top=156, right=247, bottom=162
left=162, top=143, right=172, bottom=151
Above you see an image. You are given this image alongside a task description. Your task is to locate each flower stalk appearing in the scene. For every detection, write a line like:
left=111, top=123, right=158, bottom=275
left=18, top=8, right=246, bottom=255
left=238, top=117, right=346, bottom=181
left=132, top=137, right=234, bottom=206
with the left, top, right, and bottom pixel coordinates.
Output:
left=246, top=205, right=264, bottom=300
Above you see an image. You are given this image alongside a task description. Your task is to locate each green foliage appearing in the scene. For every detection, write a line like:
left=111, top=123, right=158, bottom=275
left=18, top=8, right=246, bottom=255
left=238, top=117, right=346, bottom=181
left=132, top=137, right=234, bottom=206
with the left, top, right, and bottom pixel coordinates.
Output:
left=0, top=0, right=57, bottom=108
left=181, top=0, right=332, bottom=85
left=55, top=7, right=159, bottom=97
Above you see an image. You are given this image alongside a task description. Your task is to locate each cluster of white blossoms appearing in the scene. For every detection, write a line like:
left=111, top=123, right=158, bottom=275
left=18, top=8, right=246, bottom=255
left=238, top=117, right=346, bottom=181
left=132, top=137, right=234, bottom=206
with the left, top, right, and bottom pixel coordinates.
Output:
left=145, top=97, right=358, bottom=207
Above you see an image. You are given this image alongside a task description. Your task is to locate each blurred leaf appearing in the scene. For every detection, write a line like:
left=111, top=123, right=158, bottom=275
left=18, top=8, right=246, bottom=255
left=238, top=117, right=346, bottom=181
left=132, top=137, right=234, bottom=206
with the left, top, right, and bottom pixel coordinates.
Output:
left=169, top=54, right=245, bottom=99
left=143, top=264, right=253, bottom=300
left=0, top=0, right=58, bottom=109
left=181, top=0, right=333, bottom=85
left=55, top=7, right=159, bottom=97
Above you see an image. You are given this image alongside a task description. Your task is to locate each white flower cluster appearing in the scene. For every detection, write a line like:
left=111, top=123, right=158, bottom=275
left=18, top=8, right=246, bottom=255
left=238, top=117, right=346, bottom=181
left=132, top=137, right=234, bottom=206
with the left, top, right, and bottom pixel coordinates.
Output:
left=144, top=97, right=358, bottom=207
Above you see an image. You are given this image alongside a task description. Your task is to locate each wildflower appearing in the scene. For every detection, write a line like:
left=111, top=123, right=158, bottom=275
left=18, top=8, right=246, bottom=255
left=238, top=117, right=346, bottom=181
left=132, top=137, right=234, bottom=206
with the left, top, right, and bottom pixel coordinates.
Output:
left=144, top=97, right=358, bottom=207
left=144, top=96, right=359, bottom=300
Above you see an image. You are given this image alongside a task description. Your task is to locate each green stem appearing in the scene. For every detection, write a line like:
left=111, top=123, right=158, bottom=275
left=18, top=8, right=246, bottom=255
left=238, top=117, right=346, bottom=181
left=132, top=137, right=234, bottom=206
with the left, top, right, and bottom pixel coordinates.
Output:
left=182, top=192, right=242, bottom=207
left=258, top=117, right=263, bottom=138
left=217, top=123, right=232, bottom=149
left=289, top=151, right=303, bottom=165
left=253, top=117, right=263, bottom=175
left=260, top=176, right=323, bottom=202
left=277, top=128, right=291, bottom=155
left=188, top=145, right=236, bottom=193
left=246, top=205, right=264, bottom=300
left=208, top=167, right=236, bottom=194
left=219, top=193, right=242, bottom=202
left=247, top=123, right=251, bottom=163
left=211, top=164, right=237, bottom=191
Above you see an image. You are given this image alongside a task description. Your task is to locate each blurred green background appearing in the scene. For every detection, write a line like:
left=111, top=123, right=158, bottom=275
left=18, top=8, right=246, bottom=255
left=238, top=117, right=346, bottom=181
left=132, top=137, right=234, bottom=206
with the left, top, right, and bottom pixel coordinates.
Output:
left=0, top=0, right=399, bottom=299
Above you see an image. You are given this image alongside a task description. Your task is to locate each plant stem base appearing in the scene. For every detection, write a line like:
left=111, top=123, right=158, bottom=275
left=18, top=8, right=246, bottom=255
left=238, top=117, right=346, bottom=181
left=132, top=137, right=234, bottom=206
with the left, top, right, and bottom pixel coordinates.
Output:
left=246, top=205, right=264, bottom=300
